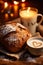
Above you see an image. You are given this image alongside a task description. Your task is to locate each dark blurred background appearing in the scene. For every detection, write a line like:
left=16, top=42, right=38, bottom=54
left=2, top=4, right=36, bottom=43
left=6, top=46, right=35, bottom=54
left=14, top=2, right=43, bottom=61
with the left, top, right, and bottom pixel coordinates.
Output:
left=0, top=0, right=43, bottom=23
left=2, top=0, right=43, bottom=14
left=0, top=0, right=43, bottom=14
left=27, top=0, right=43, bottom=14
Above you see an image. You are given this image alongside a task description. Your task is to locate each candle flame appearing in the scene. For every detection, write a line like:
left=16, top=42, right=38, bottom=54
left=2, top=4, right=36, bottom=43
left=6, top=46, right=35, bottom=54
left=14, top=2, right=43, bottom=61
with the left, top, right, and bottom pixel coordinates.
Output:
left=27, top=7, right=30, bottom=13
left=28, top=7, right=30, bottom=11
left=22, top=0, right=25, bottom=2
left=14, top=1, right=19, bottom=5
left=4, top=2, right=8, bottom=8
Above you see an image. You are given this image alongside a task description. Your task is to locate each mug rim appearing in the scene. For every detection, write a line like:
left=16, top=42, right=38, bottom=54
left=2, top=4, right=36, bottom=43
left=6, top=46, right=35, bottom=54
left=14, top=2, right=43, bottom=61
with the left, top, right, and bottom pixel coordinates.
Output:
left=27, top=37, right=43, bottom=49
left=19, top=7, right=38, bottom=13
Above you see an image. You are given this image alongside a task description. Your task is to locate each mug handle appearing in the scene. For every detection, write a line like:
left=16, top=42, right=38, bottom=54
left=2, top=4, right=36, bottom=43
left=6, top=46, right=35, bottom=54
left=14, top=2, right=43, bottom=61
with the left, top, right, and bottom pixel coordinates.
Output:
left=37, top=14, right=43, bottom=25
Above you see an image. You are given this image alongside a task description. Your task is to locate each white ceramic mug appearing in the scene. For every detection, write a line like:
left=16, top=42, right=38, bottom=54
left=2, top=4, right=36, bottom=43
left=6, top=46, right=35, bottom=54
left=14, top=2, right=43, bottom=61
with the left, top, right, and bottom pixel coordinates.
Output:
left=19, top=7, right=43, bottom=34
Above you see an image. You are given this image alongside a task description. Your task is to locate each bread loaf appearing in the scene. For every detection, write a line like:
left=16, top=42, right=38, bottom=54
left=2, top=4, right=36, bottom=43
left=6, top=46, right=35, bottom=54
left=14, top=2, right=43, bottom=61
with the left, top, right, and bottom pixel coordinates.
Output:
left=0, top=22, right=31, bottom=52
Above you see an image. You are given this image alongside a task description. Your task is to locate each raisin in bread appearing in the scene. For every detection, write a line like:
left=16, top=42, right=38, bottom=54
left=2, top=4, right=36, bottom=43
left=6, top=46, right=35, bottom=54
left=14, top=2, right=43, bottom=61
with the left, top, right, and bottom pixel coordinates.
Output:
left=0, top=22, right=31, bottom=52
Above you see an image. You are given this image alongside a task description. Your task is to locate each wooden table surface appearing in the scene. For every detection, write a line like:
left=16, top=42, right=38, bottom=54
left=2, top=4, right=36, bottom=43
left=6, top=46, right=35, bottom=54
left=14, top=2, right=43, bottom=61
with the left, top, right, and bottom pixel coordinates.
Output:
left=0, top=58, right=43, bottom=65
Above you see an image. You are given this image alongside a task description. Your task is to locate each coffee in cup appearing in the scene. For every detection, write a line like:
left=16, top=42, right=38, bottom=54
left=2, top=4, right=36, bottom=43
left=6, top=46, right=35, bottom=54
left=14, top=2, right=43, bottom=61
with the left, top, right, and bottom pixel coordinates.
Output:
left=27, top=37, right=43, bottom=56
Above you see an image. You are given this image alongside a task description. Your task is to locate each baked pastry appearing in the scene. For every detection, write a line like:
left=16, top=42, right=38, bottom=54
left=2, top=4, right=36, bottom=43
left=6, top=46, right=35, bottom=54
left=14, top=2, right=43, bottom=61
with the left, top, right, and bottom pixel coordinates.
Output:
left=0, top=22, right=31, bottom=52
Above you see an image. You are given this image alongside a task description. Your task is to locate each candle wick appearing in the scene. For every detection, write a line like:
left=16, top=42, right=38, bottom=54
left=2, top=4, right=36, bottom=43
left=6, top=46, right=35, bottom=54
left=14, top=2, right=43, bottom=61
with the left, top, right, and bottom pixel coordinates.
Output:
left=27, top=7, right=30, bottom=13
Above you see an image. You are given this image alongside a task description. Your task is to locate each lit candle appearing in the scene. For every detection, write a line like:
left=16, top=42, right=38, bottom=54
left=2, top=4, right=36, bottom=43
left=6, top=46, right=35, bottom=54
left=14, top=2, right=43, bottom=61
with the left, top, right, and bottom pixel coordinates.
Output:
left=20, top=7, right=37, bottom=18
left=4, top=2, right=8, bottom=9
left=13, top=1, right=19, bottom=17
left=0, top=1, right=4, bottom=12
left=14, top=1, right=19, bottom=12
left=5, top=13, right=9, bottom=20
left=21, top=0, right=26, bottom=9
left=19, top=7, right=38, bottom=34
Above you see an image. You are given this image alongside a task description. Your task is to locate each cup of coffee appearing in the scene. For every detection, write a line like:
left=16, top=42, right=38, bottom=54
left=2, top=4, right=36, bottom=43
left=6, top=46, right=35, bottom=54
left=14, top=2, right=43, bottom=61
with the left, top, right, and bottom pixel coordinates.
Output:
left=27, top=37, right=43, bottom=56
left=19, top=7, right=43, bottom=34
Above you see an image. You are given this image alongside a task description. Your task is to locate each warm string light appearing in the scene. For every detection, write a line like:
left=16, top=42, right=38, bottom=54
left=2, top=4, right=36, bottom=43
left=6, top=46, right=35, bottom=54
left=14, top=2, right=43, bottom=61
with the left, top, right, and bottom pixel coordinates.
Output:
left=14, top=1, right=19, bottom=5
left=22, top=0, right=25, bottom=2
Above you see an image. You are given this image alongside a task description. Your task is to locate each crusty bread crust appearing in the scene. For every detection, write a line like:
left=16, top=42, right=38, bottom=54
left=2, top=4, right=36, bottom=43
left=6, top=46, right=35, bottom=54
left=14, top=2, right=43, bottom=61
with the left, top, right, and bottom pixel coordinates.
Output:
left=0, top=22, right=31, bottom=52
